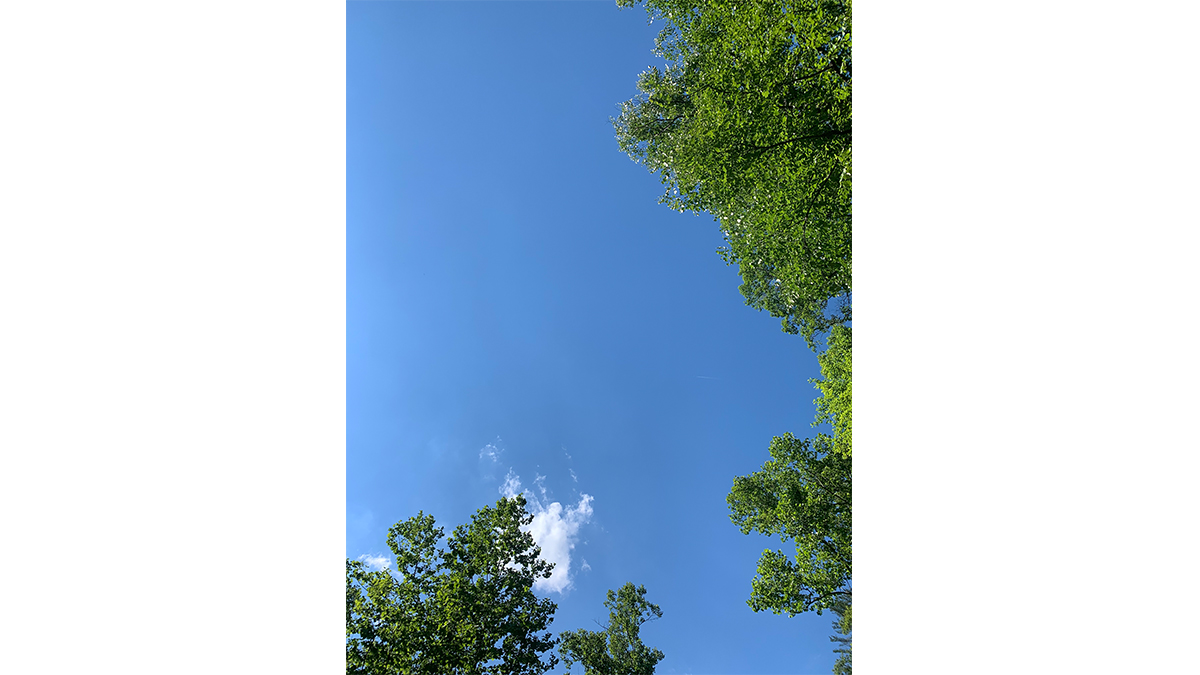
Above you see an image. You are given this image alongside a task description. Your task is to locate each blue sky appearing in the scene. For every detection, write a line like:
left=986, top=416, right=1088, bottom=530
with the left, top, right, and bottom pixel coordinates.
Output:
left=348, top=3, right=835, bottom=673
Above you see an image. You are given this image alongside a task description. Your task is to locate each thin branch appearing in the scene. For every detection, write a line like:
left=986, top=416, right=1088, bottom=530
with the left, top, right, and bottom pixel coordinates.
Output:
left=746, top=129, right=850, bottom=156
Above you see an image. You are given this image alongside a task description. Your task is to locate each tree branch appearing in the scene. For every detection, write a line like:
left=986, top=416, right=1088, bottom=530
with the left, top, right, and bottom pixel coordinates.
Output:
left=746, top=129, right=850, bottom=156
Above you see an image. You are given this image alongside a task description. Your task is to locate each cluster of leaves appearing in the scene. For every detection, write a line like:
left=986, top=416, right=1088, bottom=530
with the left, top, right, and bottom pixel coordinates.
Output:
left=614, top=0, right=852, bottom=346
left=829, top=594, right=852, bottom=675
left=812, top=324, right=851, bottom=458
left=558, top=583, right=665, bottom=675
left=345, top=495, right=559, bottom=675
left=727, top=431, right=851, bottom=616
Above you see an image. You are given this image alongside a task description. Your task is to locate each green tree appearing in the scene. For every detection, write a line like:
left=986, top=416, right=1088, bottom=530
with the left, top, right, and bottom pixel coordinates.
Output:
left=614, top=0, right=852, bottom=346
left=346, top=495, right=559, bottom=675
left=558, top=583, right=665, bottom=675
left=829, top=594, right=851, bottom=675
left=812, top=324, right=851, bottom=458
left=727, top=432, right=851, bottom=616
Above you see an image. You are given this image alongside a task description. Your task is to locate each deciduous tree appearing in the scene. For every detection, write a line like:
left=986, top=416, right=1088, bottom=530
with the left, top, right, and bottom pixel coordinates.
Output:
left=727, top=432, right=850, bottom=616
left=346, top=496, right=559, bottom=675
left=828, top=593, right=852, bottom=675
left=614, top=0, right=852, bottom=345
left=812, top=324, right=851, bottom=458
left=558, top=583, right=665, bottom=675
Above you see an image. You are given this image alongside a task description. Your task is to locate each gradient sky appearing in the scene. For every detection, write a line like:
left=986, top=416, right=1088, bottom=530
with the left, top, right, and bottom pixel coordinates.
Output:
left=347, top=3, right=836, bottom=673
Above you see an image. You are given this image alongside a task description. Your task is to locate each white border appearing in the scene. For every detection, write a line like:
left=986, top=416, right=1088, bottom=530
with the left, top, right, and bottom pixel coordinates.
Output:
left=858, top=0, right=1198, bottom=672
left=0, top=3, right=345, bottom=672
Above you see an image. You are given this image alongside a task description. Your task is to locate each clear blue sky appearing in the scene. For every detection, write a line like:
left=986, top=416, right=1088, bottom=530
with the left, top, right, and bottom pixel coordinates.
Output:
left=348, top=3, right=835, bottom=673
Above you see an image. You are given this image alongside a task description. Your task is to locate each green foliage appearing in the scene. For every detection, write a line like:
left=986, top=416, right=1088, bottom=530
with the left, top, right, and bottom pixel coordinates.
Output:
left=346, top=496, right=559, bottom=675
left=829, top=594, right=851, bottom=675
left=614, top=0, right=852, bottom=345
left=558, top=583, right=665, bottom=675
left=812, top=324, right=851, bottom=458
left=727, top=432, right=851, bottom=616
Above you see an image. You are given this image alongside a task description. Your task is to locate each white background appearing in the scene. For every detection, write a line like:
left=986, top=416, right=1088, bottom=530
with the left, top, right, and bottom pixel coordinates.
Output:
left=0, top=3, right=344, bottom=673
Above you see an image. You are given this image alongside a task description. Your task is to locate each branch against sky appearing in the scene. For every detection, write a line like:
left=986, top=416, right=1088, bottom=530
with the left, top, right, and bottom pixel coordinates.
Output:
left=559, top=583, right=666, bottom=675
left=727, top=432, right=851, bottom=616
left=614, top=0, right=852, bottom=346
left=829, top=594, right=852, bottom=675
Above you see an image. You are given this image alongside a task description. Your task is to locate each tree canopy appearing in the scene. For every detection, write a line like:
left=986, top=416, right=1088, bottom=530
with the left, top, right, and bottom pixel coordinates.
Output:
left=615, top=1, right=854, bottom=670
left=558, top=583, right=665, bottom=675
left=812, top=324, right=851, bottom=458
left=346, top=496, right=559, bottom=675
left=727, top=431, right=851, bottom=616
left=614, top=0, right=852, bottom=345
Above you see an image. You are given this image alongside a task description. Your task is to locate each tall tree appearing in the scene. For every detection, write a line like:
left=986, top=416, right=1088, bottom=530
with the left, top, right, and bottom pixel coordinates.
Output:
left=829, top=594, right=852, bottom=675
left=727, top=431, right=851, bottom=616
left=346, top=496, right=559, bottom=675
left=812, top=324, right=851, bottom=458
left=614, top=0, right=852, bottom=346
left=558, top=583, right=665, bottom=675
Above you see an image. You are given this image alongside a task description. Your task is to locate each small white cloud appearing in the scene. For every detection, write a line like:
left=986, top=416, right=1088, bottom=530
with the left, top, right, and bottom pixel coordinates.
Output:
left=479, top=439, right=507, bottom=479
left=580, top=559, right=591, bottom=572
left=358, top=553, right=390, bottom=572
left=500, top=469, right=522, bottom=499
left=569, top=469, right=578, bottom=482
left=479, top=441, right=503, bottom=463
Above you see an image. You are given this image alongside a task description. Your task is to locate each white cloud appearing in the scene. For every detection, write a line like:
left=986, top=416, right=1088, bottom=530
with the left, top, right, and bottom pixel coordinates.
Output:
left=499, top=469, right=594, bottom=594
left=479, top=440, right=503, bottom=463
left=569, top=469, right=578, bottom=482
left=580, top=558, right=591, bottom=572
left=500, top=469, right=523, bottom=499
left=358, top=553, right=390, bottom=572
left=527, top=493, right=593, bottom=594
